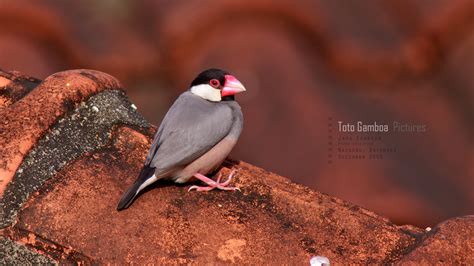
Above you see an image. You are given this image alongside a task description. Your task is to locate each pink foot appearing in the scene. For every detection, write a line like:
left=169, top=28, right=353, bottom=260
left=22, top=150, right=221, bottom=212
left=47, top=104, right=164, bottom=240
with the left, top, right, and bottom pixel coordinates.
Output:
left=188, top=170, right=241, bottom=192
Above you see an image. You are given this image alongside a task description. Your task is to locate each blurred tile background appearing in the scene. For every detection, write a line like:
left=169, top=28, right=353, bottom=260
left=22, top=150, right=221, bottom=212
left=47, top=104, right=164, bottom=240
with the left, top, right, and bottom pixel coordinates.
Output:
left=1, top=0, right=472, bottom=227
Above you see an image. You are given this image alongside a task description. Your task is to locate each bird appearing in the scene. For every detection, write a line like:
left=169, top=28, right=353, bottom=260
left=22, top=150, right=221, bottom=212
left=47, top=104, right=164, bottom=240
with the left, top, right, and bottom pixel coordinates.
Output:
left=117, top=68, right=246, bottom=210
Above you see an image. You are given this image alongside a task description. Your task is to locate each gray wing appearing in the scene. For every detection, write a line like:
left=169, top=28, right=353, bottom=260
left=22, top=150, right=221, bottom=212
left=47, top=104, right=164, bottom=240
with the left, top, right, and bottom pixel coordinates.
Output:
left=144, top=92, right=234, bottom=173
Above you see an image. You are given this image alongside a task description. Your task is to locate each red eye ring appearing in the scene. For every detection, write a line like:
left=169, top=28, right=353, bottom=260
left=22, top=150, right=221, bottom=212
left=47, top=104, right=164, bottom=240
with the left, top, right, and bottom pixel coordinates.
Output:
left=210, top=79, right=220, bottom=88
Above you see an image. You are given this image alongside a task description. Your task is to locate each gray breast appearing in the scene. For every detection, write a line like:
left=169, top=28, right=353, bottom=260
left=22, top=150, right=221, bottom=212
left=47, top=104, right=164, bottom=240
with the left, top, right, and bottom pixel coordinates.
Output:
left=172, top=100, right=243, bottom=183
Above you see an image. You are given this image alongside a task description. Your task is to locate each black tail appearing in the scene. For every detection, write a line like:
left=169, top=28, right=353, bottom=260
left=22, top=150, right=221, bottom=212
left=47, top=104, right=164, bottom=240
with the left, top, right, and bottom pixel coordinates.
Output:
left=117, top=165, right=156, bottom=211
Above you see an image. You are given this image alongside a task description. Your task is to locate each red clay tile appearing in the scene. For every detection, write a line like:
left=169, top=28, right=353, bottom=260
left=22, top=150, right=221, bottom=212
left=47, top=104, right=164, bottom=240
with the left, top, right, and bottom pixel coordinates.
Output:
left=0, top=69, right=121, bottom=195
left=14, top=126, right=420, bottom=264
left=0, top=77, right=10, bottom=87
left=1, top=69, right=472, bottom=264
left=2, top=1, right=473, bottom=228
left=397, top=216, right=474, bottom=264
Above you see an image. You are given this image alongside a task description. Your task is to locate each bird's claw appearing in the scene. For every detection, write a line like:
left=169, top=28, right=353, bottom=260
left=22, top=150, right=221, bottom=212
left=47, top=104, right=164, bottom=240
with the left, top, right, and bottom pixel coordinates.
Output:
left=188, top=170, right=240, bottom=192
left=188, top=185, right=214, bottom=192
left=216, top=172, right=222, bottom=183
left=216, top=185, right=241, bottom=191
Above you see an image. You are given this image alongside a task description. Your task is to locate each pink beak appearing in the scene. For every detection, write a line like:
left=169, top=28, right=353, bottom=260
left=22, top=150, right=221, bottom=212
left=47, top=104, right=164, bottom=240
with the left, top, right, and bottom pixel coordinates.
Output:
left=222, top=75, right=246, bottom=97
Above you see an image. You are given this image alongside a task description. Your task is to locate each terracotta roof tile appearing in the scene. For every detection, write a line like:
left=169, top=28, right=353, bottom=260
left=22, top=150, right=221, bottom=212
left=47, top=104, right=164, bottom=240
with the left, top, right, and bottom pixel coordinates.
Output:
left=0, top=69, right=472, bottom=264
left=0, top=69, right=123, bottom=196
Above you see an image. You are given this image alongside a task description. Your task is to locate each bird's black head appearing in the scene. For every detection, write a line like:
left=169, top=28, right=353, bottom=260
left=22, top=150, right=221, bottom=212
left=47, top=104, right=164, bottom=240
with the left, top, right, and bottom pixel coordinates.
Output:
left=190, top=68, right=227, bottom=88
left=189, top=68, right=246, bottom=102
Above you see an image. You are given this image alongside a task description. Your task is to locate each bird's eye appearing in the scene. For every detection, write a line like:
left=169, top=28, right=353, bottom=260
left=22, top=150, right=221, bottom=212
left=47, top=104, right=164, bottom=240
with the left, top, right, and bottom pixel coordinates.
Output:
left=210, top=79, right=220, bottom=88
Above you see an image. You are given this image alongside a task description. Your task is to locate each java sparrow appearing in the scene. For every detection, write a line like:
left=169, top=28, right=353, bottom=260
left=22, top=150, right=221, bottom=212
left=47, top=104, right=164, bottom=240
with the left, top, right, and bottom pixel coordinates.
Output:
left=117, top=68, right=246, bottom=210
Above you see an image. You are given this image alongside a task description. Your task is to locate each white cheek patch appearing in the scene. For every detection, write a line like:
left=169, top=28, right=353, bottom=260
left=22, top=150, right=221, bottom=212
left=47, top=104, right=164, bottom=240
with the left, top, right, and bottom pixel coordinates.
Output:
left=190, top=84, right=221, bottom=102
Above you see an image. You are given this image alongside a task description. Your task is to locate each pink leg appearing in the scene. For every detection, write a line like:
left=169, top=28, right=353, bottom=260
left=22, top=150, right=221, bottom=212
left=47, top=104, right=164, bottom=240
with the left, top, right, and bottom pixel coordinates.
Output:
left=188, top=170, right=240, bottom=192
